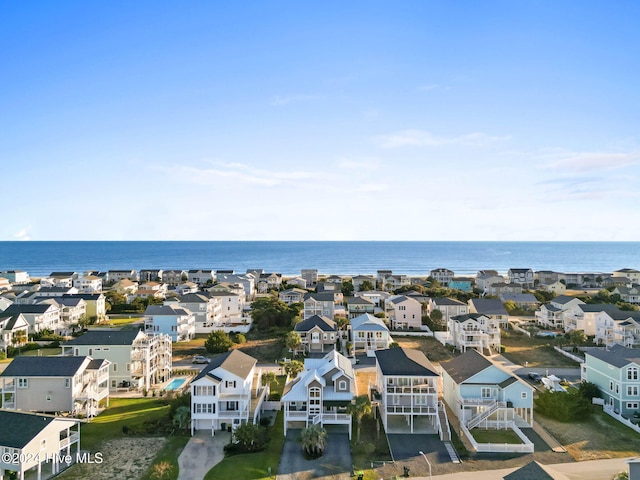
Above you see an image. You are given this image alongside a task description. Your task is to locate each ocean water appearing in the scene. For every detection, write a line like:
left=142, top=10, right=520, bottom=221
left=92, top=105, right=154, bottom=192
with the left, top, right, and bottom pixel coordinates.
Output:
left=0, top=241, right=638, bottom=277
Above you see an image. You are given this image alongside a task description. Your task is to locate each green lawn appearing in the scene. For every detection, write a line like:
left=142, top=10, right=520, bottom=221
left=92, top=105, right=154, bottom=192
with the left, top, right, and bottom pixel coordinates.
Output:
left=501, top=331, right=578, bottom=367
left=79, top=397, right=170, bottom=451
left=351, top=415, right=392, bottom=477
left=470, top=428, right=523, bottom=444
left=18, top=347, right=62, bottom=356
left=204, top=410, right=285, bottom=480
left=104, top=316, right=144, bottom=327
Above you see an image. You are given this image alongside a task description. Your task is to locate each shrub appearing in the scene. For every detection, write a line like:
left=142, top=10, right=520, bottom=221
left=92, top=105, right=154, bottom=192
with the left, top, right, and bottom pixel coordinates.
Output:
left=235, top=333, right=247, bottom=344
left=534, top=390, right=592, bottom=421
left=205, top=330, right=233, bottom=353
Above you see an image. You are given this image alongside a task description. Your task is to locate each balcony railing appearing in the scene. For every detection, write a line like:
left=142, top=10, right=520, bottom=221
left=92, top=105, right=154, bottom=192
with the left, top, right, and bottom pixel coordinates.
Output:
left=59, top=432, right=80, bottom=449
left=459, top=397, right=497, bottom=406
left=386, top=386, right=437, bottom=395
left=386, top=405, right=437, bottom=414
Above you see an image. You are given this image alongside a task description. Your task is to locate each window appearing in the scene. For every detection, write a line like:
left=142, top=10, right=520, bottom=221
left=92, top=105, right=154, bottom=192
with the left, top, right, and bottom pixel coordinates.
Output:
left=193, top=403, right=215, bottom=414
left=65, top=378, right=71, bottom=388
left=627, top=402, right=639, bottom=410
left=46, top=395, right=52, bottom=402
left=628, top=367, right=639, bottom=381
left=338, top=380, right=347, bottom=391
left=616, top=384, right=619, bottom=394
left=113, top=364, right=117, bottom=372
left=194, top=385, right=215, bottom=396
left=111, top=380, right=116, bottom=388
left=225, top=381, right=236, bottom=389
left=481, top=387, right=491, bottom=399
left=18, top=378, right=28, bottom=388
left=126, top=363, right=130, bottom=372
left=521, top=392, right=528, bottom=399
left=226, top=401, right=237, bottom=411
left=627, top=386, right=639, bottom=396
left=610, top=381, right=614, bottom=391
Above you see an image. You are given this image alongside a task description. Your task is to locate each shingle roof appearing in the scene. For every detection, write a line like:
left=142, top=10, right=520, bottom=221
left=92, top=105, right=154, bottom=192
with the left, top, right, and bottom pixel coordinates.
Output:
left=503, top=461, right=568, bottom=480
left=551, top=295, right=579, bottom=305
left=193, top=349, right=257, bottom=382
left=347, top=296, right=375, bottom=305
left=586, top=344, right=640, bottom=368
left=375, top=348, right=438, bottom=376
left=450, top=313, right=489, bottom=323
left=433, top=297, right=466, bottom=306
left=441, top=350, right=493, bottom=383
left=64, top=329, right=142, bottom=346
left=0, top=411, right=58, bottom=448
left=144, top=304, right=191, bottom=316
left=350, top=313, right=388, bottom=332
left=294, top=315, right=336, bottom=332
left=469, top=298, right=508, bottom=315
left=3, top=304, right=55, bottom=314
left=304, top=292, right=334, bottom=302
left=2, top=356, right=88, bottom=377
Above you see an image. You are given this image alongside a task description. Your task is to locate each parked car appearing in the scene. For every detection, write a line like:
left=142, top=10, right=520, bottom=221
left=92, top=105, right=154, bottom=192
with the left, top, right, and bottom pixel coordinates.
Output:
left=528, top=372, right=542, bottom=383
left=192, top=355, right=211, bottom=364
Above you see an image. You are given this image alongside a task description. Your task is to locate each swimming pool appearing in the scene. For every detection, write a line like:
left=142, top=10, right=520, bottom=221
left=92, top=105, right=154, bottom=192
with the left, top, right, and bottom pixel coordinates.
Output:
left=164, top=378, right=187, bottom=391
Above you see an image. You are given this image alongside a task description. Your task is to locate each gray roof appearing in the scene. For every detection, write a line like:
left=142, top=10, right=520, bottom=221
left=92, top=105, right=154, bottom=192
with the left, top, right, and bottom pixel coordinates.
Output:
left=0, top=411, right=57, bottom=448
left=350, top=313, right=388, bottom=332
left=3, top=304, right=55, bottom=314
left=193, top=349, right=257, bottom=382
left=469, top=298, right=509, bottom=315
left=87, top=358, right=109, bottom=370
left=294, top=315, right=336, bottom=332
left=433, top=297, right=466, bottom=306
left=144, top=304, right=191, bottom=316
left=552, top=295, right=580, bottom=305
left=347, top=296, right=375, bottom=305
left=55, top=297, right=85, bottom=307
left=451, top=313, right=489, bottom=323
left=441, top=350, right=493, bottom=383
left=2, top=356, right=88, bottom=377
left=586, top=344, right=640, bottom=368
left=500, top=293, right=539, bottom=303
left=304, top=292, right=335, bottom=302
left=63, top=293, right=104, bottom=300
left=375, top=348, right=438, bottom=376
left=503, top=461, right=567, bottom=480
left=64, top=329, right=141, bottom=346
left=178, top=293, right=212, bottom=303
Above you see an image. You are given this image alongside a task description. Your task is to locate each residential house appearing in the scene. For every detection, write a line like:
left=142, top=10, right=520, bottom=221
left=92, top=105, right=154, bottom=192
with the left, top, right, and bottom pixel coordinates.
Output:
left=535, top=295, right=584, bottom=330
left=302, top=292, right=335, bottom=320
left=430, top=268, right=454, bottom=286
left=0, top=313, right=29, bottom=350
left=485, top=282, right=522, bottom=297
left=0, top=277, right=12, bottom=292
left=536, top=271, right=561, bottom=286
left=603, top=276, right=632, bottom=288
left=325, top=275, right=343, bottom=284
left=386, top=295, right=422, bottom=330
left=161, top=270, right=186, bottom=286
left=282, top=350, right=355, bottom=438
left=595, top=309, right=640, bottom=348
left=500, top=293, right=539, bottom=310
left=62, top=330, right=172, bottom=391
left=208, top=282, right=246, bottom=302
left=190, top=349, right=258, bottom=434
left=381, top=274, right=410, bottom=292
left=354, top=290, right=390, bottom=307
left=564, top=303, right=622, bottom=336
left=350, top=313, right=390, bottom=355
left=110, top=279, right=138, bottom=295
left=72, top=275, right=102, bottom=294
left=441, top=350, right=534, bottom=447
left=352, top=275, right=377, bottom=292
left=106, top=270, right=137, bottom=283
left=0, top=410, right=81, bottom=480
left=279, top=288, right=307, bottom=305
left=432, top=298, right=469, bottom=330
left=613, top=268, right=640, bottom=284
left=128, top=281, right=167, bottom=302
left=2, top=303, right=61, bottom=334
left=217, top=274, right=255, bottom=300
left=507, top=269, right=534, bottom=289
left=301, top=269, right=318, bottom=288
left=449, top=314, right=501, bottom=353
left=0, top=270, right=30, bottom=284
left=187, top=269, right=216, bottom=285
left=316, top=282, right=344, bottom=304
left=0, top=296, right=14, bottom=312
left=207, top=290, right=244, bottom=320
left=257, top=273, right=282, bottom=294
left=41, top=272, right=78, bottom=289
left=294, top=315, right=338, bottom=354
left=374, top=348, right=439, bottom=434
left=144, top=304, right=195, bottom=342
left=54, top=297, right=87, bottom=327
left=582, top=345, right=640, bottom=417
left=612, top=286, right=640, bottom=305
left=169, top=293, right=221, bottom=333
left=175, top=282, right=199, bottom=296
left=285, top=277, right=307, bottom=289
left=32, top=286, right=79, bottom=299
left=1, top=355, right=110, bottom=418
left=62, top=293, right=107, bottom=323
left=139, top=269, right=164, bottom=283
left=468, top=298, right=509, bottom=328
left=475, top=271, right=505, bottom=292
left=545, top=281, right=567, bottom=295
left=449, top=277, right=473, bottom=293
left=346, top=296, right=376, bottom=318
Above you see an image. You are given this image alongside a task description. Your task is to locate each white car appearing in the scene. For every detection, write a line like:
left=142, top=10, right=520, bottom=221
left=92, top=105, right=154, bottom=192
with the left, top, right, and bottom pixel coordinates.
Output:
left=192, top=355, right=211, bottom=364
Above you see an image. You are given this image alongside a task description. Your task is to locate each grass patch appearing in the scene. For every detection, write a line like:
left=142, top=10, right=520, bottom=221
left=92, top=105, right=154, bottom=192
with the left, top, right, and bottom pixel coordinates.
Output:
left=233, top=330, right=286, bottom=364
left=501, top=331, right=578, bottom=367
left=470, top=429, right=523, bottom=444
left=393, top=335, right=458, bottom=363
left=352, top=415, right=392, bottom=471
left=80, top=397, right=170, bottom=451
left=204, top=410, right=285, bottom=480
left=172, top=335, right=208, bottom=359
left=536, top=408, right=640, bottom=461
left=140, top=434, right=191, bottom=480
left=105, top=316, right=143, bottom=327
left=18, top=347, right=62, bottom=356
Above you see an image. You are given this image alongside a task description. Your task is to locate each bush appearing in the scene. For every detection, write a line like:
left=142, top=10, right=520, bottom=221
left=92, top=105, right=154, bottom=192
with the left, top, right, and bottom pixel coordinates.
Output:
left=235, top=333, right=247, bottom=344
left=534, top=390, right=592, bottom=421
left=268, top=393, right=281, bottom=401
left=205, top=330, right=233, bottom=353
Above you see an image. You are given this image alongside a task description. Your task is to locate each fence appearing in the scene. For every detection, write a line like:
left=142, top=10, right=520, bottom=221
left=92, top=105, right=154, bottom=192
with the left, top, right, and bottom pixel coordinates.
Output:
left=603, top=405, right=640, bottom=434
left=509, top=322, right=531, bottom=337
left=460, top=423, right=534, bottom=453
left=553, top=346, right=584, bottom=363
left=389, top=331, right=434, bottom=337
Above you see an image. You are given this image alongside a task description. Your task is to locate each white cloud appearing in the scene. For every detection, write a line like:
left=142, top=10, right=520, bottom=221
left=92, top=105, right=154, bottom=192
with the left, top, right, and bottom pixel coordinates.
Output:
left=417, top=83, right=450, bottom=92
left=12, top=228, right=31, bottom=241
left=338, top=157, right=380, bottom=170
left=377, top=129, right=511, bottom=148
left=356, top=183, right=388, bottom=192
left=269, top=94, right=319, bottom=106
left=543, top=151, right=639, bottom=172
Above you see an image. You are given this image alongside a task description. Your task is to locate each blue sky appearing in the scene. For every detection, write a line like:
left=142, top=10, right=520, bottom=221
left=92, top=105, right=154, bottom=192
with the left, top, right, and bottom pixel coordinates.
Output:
left=1, top=1, right=638, bottom=241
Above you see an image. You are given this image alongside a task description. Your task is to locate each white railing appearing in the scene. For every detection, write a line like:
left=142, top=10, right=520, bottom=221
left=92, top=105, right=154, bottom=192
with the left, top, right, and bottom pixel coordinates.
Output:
left=460, top=397, right=497, bottom=406
left=437, top=401, right=451, bottom=442
left=386, top=405, right=437, bottom=414
left=286, top=411, right=308, bottom=418
left=467, top=401, right=502, bottom=429
left=603, top=405, right=640, bottom=434
left=553, top=346, right=584, bottom=363
left=461, top=423, right=534, bottom=453
left=59, top=432, right=80, bottom=449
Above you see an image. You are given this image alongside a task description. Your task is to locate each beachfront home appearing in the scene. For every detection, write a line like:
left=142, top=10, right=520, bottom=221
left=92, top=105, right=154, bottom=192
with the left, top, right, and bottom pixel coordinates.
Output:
left=2, top=303, right=61, bottom=334
left=139, top=269, right=164, bottom=283
left=507, top=268, right=534, bottom=289
left=143, top=304, right=196, bottom=342
left=0, top=312, right=29, bottom=349
left=163, top=270, right=187, bottom=286
left=106, top=269, right=138, bottom=282
left=187, top=269, right=216, bottom=285
left=301, top=269, right=318, bottom=288
left=72, top=275, right=103, bottom=294
left=41, top=272, right=78, bottom=289
left=535, top=295, right=584, bottom=330
left=0, top=356, right=110, bottom=418
left=352, top=275, right=377, bottom=292
left=294, top=315, right=338, bottom=353
left=169, top=293, right=222, bottom=333
left=430, top=268, right=454, bottom=286
left=346, top=296, right=376, bottom=318
left=386, top=295, right=422, bottom=330
left=441, top=350, right=534, bottom=448
left=0, top=270, right=30, bottom=284
left=302, top=292, right=335, bottom=320
left=0, top=410, right=81, bottom=480
left=62, top=330, right=172, bottom=391
left=279, top=288, right=307, bottom=305
left=468, top=298, right=509, bottom=328
left=282, top=350, right=355, bottom=438
left=432, top=298, right=469, bottom=329
left=449, top=313, right=501, bottom=354
left=190, top=349, right=257, bottom=435
left=350, top=313, right=390, bottom=354
left=582, top=345, right=640, bottom=417
left=374, top=348, right=440, bottom=433
left=475, top=271, right=504, bottom=292
left=613, top=268, right=640, bottom=284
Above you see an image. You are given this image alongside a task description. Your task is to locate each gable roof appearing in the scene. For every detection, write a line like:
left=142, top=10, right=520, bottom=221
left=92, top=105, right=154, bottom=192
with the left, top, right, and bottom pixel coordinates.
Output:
left=294, top=315, right=336, bottom=332
left=433, top=297, right=466, bottom=307
left=551, top=295, right=580, bottom=305
left=375, top=348, right=438, bottom=376
left=347, top=296, right=375, bottom=306
left=2, top=355, right=88, bottom=377
left=64, top=329, right=142, bottom=346
left=586, top=344, right=640, bottom=368
left=3, top=304, right=57, bottom=315
left=469, top=298, right=508, bottom=315
left=441, top=349, right=493, bottom=383
left=0, top=411, right=58, bottom=448
left=304, top=292, right=335, bottom=302
left=350, top=313, right=388, bottom=332
left=144, top=304, right=191, bottom=316
left=193, top=349, right=257, bottom=382
left=503, top=461, right=569, bottom=480
left=450, top=313, right=490, bottom=323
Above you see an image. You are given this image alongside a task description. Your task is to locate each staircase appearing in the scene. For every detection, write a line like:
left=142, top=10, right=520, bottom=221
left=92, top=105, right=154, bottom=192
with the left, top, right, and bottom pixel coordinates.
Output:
left=466, top=401, right=504, bottom=429
left=437, top=401, right=461, bottom=463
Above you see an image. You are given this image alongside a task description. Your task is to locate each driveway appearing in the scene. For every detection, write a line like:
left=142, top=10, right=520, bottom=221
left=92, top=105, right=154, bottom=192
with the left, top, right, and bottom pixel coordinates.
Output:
left=277, top=429, right=352, bottom=480
left=177, top=430, right=230, bottom=480
left=387, top=433, right=449, bottom=462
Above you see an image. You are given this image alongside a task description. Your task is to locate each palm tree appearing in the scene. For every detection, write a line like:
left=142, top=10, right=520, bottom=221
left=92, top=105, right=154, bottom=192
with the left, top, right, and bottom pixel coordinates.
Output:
left=284, top=360, right=304, bottom=378
left=261, top=371, right=276, bottom=388
left=172, top=405, right=191, bottom=431
left=300, top=424, right=327, bottom=457
left=348, top=395, right=372, bottom=442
